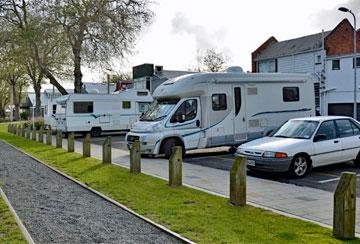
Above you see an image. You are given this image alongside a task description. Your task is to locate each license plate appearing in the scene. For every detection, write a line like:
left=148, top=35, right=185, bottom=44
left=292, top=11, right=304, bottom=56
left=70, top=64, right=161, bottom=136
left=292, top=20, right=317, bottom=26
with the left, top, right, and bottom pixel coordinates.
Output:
left=247, top=159, right=255, bottom=166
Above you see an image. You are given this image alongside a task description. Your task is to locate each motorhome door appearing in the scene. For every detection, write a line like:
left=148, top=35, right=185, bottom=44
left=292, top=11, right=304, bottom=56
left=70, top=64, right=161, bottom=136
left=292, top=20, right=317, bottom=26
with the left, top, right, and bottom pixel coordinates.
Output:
left=233, top=86, right=247, bottom=142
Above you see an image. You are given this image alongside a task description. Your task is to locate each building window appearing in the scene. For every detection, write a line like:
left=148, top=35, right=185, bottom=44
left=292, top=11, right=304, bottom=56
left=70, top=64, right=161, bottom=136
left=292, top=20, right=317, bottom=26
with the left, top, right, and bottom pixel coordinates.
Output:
left=332, top=59, right=340, bottom=70
left=122, top=101, right=131, bottom=109
left=315, top=55, right=321, bottom=64
left=52, top=104, right=57, bottom=115
left=212, top=94, right=227, bottom=110
left=353, top=57, right=360, bottom=68
left=283, top=87, right=300, bottom=102
left=74, top=102, right=93, bottom=114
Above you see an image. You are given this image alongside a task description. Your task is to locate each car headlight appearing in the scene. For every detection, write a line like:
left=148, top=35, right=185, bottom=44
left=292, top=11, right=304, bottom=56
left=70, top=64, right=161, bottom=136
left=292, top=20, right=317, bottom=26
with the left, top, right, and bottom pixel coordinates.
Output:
left=263, top=151, right=288, bottom=158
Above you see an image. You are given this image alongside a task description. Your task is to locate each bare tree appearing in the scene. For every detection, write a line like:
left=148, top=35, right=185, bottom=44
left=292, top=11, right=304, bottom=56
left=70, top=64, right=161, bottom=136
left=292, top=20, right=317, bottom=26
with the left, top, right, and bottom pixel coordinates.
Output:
left=43, top=0, right=153, bottom=93
left=189, top=48, right=227, bottom=72
left=202, top=49, right=226, bottom=72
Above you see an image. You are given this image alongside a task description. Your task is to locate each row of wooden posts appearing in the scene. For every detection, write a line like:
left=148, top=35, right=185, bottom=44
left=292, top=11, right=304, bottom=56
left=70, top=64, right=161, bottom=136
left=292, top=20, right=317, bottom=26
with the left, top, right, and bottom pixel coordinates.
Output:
left=7, top=123, right=357, bottom=240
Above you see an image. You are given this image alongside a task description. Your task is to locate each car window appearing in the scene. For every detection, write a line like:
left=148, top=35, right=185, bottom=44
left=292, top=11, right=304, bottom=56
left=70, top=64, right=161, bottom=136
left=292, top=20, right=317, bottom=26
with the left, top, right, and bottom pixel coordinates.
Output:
left=170, top=99, right=197, bottom=123
left=350, top=120, right=360, bottom=135
left=315, top=120, right=337, bottom=141
left=335, top=119, right=355, bottom=138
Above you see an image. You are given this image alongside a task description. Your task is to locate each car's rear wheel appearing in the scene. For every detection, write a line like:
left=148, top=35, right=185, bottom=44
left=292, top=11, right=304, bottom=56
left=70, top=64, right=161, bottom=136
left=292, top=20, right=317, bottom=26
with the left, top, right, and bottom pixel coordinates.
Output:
left=288, top=155, right=311, bottom=178
left=90, top=127, right=102, bottom=137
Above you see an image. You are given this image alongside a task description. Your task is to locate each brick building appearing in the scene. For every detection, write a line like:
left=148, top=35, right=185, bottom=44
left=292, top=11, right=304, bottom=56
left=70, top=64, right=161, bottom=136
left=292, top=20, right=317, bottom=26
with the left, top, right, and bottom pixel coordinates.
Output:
left=252, top=19, right=360, bottom=118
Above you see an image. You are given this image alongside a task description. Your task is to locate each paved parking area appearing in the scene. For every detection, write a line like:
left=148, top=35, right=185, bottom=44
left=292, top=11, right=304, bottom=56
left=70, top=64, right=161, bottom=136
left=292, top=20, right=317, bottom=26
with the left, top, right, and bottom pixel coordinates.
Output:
left=74, top=134, right=360, bottom=195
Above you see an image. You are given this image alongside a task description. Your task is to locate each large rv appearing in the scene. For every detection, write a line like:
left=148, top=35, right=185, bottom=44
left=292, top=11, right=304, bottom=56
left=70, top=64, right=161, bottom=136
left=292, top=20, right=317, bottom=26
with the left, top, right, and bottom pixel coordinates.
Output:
left=126, top=72, right=316, bottom=157
left=55, top=89, right=153, bottom=136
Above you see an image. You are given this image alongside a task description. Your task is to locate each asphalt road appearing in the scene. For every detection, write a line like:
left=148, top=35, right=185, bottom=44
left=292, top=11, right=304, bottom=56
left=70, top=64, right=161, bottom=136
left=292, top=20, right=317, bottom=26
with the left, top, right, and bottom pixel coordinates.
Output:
left=76, top=134, right=360, bottom=196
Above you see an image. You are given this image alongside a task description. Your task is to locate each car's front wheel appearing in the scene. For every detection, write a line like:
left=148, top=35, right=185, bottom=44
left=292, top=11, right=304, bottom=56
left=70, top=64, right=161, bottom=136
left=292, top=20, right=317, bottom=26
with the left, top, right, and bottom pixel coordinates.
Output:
left=288, top=155, right=311, bottom=178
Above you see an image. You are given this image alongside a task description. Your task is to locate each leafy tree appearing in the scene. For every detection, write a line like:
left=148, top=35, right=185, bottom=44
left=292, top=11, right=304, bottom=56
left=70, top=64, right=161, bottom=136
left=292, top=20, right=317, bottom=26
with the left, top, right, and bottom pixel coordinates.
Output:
left=44, top=0, right=153, bottom=93
left=0, top=0, right=68, bottom=95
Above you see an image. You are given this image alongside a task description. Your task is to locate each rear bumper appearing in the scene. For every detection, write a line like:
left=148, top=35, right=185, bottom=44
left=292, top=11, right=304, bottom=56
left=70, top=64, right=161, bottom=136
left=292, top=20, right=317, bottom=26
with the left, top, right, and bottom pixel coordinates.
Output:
left=236, top=154, right=293, bottom=173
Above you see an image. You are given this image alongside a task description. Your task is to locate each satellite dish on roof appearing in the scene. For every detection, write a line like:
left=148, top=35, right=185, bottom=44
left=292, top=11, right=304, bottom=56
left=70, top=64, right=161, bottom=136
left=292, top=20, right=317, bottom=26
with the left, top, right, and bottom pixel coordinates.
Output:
left=223, top=66, right=244, bottom=73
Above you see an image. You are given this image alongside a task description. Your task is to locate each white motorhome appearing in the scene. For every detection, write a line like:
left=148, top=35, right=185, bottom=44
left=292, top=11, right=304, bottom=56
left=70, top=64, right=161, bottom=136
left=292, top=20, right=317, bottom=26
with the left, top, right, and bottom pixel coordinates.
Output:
left=44, top=102, right=65, bottom=129
left=55, top=89, right=153, bottom=136
left=126, top=72, right=316, bottom=157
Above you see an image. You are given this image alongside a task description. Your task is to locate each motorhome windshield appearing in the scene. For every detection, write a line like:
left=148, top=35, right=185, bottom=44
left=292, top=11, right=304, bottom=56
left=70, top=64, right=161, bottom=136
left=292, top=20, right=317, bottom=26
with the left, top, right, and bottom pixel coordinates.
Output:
left=140, top=99, right=179, bottom=122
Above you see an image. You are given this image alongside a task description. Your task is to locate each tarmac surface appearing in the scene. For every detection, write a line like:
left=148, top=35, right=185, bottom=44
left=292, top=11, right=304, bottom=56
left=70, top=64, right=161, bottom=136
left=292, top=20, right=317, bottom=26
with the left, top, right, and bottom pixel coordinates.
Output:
left=81, top=134, right=360, bottom=195
left=0, top=140, right=181, bottom=244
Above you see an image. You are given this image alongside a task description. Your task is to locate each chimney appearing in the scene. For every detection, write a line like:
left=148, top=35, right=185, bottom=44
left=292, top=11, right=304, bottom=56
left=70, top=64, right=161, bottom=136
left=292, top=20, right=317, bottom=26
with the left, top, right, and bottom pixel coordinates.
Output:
left=154, top=65, right=163, bottom=76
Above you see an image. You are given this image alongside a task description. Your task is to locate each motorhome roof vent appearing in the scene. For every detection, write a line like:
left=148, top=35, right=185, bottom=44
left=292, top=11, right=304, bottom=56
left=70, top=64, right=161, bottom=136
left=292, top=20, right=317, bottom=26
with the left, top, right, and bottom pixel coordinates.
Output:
left=223, top=66, right=244, bottom=73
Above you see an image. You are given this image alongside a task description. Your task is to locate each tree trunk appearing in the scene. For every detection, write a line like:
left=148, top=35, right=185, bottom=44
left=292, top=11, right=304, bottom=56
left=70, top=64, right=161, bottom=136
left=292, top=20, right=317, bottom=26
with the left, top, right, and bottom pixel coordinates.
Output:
left=34, top=84, right=42, bottom=117
left=73, top=47, right=83, bottom=93
left=11, top=84, right=19, bottom=121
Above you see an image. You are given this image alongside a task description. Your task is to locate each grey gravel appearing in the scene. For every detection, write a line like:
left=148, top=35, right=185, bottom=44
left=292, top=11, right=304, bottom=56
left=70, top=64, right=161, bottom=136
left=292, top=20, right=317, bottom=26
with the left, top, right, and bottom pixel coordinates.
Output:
left=0, top=141, right=182, bottom=244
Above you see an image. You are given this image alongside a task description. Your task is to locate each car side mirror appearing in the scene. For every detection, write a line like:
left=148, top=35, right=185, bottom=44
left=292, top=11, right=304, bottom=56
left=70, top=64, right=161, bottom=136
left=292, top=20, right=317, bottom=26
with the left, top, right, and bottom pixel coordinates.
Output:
left=313, top=134, right=327, bottom=142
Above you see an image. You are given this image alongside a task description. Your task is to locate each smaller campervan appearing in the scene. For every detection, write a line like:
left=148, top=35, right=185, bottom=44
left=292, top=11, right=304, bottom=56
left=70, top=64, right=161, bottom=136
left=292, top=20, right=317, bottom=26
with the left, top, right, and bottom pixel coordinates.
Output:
left=55, top=89, right=153, bottom=136
left=126, top=71, right=316, bottom=157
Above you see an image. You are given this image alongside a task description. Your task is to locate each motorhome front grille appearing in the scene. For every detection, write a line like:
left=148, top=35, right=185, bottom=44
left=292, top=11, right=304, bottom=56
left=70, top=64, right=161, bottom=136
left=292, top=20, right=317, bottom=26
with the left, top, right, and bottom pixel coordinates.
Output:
left=127, top=135, right=140, bottom=142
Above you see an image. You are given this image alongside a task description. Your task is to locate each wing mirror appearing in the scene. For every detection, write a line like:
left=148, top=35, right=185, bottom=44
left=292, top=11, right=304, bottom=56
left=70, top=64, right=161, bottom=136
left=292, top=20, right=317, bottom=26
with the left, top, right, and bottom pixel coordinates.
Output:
left=313, top=134, right=327, bottom=142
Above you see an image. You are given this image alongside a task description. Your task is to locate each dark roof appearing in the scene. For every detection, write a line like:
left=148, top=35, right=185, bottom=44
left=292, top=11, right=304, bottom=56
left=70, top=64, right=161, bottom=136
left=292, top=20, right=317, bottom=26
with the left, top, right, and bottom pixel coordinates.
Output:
left=255, top=31, right=331, bottom=61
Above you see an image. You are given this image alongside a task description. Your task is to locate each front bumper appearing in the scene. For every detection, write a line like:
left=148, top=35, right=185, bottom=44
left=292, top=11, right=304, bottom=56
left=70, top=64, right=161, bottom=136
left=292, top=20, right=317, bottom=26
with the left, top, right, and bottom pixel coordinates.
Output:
left=236, top=154, right=293, bottom=173
left=126, top=132, right=160, bottom=154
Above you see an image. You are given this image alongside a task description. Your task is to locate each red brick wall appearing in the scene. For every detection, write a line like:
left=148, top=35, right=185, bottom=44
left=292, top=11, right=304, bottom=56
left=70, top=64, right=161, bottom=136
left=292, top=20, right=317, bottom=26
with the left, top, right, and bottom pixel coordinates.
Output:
left=325, top=18, right=360, bottom=56
left=251, top=36, right=278, bottom=72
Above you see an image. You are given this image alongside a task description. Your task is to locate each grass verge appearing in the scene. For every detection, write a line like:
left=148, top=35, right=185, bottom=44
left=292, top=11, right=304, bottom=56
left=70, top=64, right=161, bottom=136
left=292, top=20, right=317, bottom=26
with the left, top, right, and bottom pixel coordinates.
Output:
left=0, top=123, right=358, bottom=243
left=0, top=191, right=27, bottom=243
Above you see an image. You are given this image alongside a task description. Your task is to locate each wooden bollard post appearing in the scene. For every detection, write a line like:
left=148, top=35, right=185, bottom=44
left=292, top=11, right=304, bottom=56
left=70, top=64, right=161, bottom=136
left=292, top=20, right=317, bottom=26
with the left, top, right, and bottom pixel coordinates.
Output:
left=130, top=140, right=141, bottom=174
left=102, top=136, right=112, bottom=164
left=7, top=124, right=10, bottom=133
left=16, top=125, right=20, bottom=136
left=68, top=132, right=75, bottom=152
left=56, top=130, right=62, bottom=148
left=46, top=128, right=52, bottom=145
left=38, top=127, right=44, bottom=143
left=21, top=125, right=25, bottom=137
left=31, top=128, right=36, bottom=141
left=83, top=133, right=91, bottom=157
left=230, top=156, right=247, bottom=206
left=26, top=128, right=30, bottom=139
left=333, top=172, right=356, bottom=239
left=169, top=146, right=182, bottom=187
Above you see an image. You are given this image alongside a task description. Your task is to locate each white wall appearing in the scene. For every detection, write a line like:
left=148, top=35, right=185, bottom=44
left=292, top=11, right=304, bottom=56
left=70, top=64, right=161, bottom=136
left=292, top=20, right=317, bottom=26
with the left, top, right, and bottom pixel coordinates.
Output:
left=277, top=51, right=323, bottom=74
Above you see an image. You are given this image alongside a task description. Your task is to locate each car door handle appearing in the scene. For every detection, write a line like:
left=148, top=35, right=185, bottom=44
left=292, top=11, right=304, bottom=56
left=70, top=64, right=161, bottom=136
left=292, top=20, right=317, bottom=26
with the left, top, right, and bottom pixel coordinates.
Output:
left=334, top=140, right=339, bottom=144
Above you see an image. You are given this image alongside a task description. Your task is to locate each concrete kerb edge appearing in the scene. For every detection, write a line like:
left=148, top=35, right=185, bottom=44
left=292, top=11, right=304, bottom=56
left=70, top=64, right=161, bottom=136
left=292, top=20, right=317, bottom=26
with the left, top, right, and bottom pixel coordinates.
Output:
left=1, top=140, right=195, bottom=244
left=110, top=161, right=360, bottom=237
left=0, top=187, right=36, bottom=244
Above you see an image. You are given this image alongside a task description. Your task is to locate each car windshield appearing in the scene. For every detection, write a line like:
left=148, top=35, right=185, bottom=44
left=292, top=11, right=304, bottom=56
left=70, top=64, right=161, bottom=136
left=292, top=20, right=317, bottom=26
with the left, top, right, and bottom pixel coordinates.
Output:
left=273, top=120, right=319, bottom=139
left=140, top=99, right=179, bottom=122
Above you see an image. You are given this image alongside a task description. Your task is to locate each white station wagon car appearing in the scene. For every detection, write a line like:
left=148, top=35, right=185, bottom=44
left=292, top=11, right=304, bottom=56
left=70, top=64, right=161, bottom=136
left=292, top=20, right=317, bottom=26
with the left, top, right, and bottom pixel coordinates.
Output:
left=236, top=116, right=360, bottom=178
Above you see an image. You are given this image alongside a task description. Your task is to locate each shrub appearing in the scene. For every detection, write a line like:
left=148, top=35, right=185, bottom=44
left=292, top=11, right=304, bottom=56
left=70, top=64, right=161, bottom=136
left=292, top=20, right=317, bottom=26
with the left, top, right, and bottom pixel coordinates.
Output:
left=20, top=111, right=30, bottom=120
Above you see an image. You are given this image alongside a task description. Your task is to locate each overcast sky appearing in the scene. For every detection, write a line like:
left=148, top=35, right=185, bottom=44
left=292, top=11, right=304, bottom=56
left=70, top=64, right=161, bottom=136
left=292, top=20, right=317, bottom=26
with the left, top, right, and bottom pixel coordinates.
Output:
left=42, top=0, right=360, bottom=89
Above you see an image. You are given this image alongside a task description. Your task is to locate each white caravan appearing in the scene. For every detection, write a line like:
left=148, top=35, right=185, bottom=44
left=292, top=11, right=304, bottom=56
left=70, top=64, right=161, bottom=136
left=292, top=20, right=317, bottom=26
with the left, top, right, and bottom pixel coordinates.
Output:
left=125, top=72, right=316, bottom=157
left=44, top=102, right=65, bottom=129
left=55, top=89, right=153, bottom=136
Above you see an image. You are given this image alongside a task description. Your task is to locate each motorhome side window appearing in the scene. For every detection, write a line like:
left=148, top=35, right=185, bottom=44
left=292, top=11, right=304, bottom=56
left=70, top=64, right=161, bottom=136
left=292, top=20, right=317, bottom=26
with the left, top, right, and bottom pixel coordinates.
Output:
left=73, top=102, right=93, bottom=113
left=170, top=99, right=197, bottom=123
left=122, top=101, right=131, bottom=109
left=283, top=87, right=299, bottom=102
left=212, top=94, right=227, bottom=110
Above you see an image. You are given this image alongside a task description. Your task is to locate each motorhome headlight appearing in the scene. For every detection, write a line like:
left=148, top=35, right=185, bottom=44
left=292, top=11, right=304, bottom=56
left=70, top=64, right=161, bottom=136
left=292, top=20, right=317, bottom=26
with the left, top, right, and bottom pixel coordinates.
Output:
left=151, top=122, right=163, bottom=132
left=263, top=151, right=288, bottom=158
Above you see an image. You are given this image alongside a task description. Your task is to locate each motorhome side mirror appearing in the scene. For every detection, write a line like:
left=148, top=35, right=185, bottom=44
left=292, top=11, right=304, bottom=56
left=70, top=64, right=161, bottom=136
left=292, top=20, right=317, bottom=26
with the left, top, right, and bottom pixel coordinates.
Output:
left=313, top=134, right=327, bottom=142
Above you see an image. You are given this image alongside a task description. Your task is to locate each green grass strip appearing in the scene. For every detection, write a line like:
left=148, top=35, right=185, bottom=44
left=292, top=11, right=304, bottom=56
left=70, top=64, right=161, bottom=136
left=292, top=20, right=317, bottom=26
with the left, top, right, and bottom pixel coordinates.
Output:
left=0, top=191, right=27, bottom=244
left=0, top=123, right=358, bottom=243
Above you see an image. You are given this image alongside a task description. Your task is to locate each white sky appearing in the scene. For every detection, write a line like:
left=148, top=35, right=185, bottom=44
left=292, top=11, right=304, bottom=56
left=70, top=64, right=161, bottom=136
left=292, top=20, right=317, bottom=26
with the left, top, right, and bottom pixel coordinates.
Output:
left=41, top=0, right=358, bottom=89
